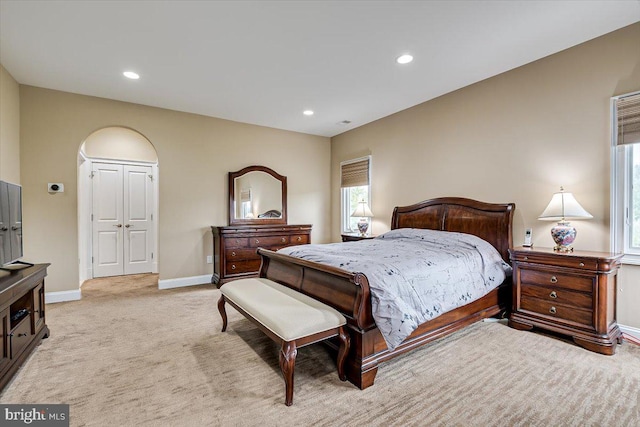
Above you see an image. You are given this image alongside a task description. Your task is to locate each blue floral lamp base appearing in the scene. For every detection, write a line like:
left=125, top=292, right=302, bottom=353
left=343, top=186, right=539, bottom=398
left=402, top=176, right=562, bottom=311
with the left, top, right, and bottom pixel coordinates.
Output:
left=357, top=219, right=369, bottom=236
left=551, top=221, right=576, bottom=252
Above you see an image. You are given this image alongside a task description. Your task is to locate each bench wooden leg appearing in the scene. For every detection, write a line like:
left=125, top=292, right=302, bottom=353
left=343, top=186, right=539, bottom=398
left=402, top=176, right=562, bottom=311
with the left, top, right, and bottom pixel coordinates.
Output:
left=336, top=326, right=350, bottom=381
left=217, top=296, right=228, bottom=332
left=279, top=340, right=298, bottom=406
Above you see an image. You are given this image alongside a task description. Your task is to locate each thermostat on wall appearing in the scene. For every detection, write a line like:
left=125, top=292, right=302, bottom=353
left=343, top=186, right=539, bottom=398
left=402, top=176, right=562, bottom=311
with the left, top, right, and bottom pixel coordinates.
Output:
left=48, top=183, right=64, bottom=193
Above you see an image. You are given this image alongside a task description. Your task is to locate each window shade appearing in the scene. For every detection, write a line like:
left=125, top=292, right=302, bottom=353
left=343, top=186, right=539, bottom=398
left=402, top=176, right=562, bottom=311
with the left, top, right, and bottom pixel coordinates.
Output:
left=341, top=158, right=370, bottom=188
left=616, top=93, right=640, bottom=145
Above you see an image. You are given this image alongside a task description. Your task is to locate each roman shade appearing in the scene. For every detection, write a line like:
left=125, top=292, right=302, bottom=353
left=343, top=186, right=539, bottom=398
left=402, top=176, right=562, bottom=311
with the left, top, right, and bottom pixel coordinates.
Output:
left=615, top=93, right=640, bottom=146
left=340, top=157, right=370, bottom=188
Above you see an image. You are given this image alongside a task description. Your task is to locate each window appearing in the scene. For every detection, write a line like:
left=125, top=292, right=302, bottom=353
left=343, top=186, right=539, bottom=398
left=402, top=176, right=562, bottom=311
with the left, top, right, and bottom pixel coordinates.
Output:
left=611, top=91, right=640, bottom=263
left=340, top=156, right=371, bottom=233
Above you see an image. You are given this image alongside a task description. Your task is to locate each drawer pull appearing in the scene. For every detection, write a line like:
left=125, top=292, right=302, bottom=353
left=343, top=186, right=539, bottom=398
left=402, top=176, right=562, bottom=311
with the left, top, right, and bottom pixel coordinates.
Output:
left=255, top=239, right=260, bottom=244
left=296, top=236, right=302, bottom=242
left=524, top=256, right=528, bottom=260
left=549, top=291, right=557, bottom=299
left=231, top=264, right=236, bottom=270
left=231, top=251, right=236, bottom=257
left=550, top=276, right=558, bottom=283
left=579, top=262, right=585, bottom=267
left=281, top=237, right=286, bottom=243
left=549, top=306, right=557, bottom=314
left=17, top=333, right=28, bottom=338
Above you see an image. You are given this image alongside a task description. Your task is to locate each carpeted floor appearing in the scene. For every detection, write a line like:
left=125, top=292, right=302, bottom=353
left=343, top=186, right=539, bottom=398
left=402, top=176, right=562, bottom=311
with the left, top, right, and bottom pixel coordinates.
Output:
left=1, top=274, right=639, bottom=426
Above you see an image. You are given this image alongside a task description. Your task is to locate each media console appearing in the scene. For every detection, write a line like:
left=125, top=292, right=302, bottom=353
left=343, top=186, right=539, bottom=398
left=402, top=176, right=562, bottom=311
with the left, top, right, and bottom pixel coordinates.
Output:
left=0, top=264, right=49, bottom=390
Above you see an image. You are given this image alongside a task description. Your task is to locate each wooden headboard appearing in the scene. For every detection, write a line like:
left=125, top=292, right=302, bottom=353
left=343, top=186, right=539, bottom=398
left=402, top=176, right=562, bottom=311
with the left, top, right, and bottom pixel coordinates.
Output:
left=390, top=197, right=515, bottom=263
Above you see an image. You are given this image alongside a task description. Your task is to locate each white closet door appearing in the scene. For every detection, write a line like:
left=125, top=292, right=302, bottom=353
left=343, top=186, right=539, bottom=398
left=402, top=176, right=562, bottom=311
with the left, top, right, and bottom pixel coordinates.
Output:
left=123, top=165, right=153, bottom=274
left=92, top=163, right=124, bottom=277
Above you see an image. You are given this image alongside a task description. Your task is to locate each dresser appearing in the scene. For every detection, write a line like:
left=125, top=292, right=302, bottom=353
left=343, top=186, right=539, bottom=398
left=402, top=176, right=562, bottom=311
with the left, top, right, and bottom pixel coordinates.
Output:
left=508, top=247, right=622, bottom=355
left=212, top=225, right=312, bottom=285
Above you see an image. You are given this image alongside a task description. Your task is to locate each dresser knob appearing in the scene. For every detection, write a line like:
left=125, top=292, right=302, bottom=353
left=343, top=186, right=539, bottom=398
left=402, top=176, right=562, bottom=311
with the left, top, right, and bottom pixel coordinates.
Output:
left=549, top=291, right=557, bottom=299
left=297, top=237, right=301, bottom=241
left=255, top=239, right=260, bottom=244
left=231, top=251, right=236, bottom=257
left=524, top=256, right=528, bottom=260
left=281, top=237, right=286, bottom=243
left=550, top=276, right=557, bottom=283
left=549, top=306, right=557, bottom=314
left=231, top=264, right=236, bottom=270
left=579, top=262, right=585, bottom=267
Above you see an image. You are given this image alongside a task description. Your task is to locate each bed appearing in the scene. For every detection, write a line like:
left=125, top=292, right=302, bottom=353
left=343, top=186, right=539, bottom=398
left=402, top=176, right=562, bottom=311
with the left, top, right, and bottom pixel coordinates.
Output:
left=256, top=197, right=515, bottom=389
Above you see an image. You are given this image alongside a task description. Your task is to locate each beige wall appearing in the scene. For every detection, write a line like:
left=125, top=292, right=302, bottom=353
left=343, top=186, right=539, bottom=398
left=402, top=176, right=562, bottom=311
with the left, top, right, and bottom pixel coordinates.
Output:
left=20, top=86, right=330, bottom=292
left=81, top=126, right=158, bottom=162
left=0, top=64, right=20, bottom=183
left=331, top=23, right=640, bottom=328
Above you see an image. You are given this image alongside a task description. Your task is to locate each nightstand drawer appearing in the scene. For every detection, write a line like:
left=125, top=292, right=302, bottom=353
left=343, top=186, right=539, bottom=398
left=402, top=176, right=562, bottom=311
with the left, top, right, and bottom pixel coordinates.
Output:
left=520, top=297, right=593, bottom=328
left=513, top=253, right=597, bottom=270
left=520, top=269, right=593, bottom=293
left=520, top=284, right=592, bottom=310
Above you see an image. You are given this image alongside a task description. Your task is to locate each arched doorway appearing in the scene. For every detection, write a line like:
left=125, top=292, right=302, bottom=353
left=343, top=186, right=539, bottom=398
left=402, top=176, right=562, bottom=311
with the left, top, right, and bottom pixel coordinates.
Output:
left=77, top=126, right=159, bottom=283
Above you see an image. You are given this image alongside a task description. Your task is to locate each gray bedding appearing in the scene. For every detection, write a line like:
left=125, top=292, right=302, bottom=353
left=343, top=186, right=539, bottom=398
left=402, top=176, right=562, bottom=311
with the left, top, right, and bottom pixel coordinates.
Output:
left=277, top=228, right=512, bottom=350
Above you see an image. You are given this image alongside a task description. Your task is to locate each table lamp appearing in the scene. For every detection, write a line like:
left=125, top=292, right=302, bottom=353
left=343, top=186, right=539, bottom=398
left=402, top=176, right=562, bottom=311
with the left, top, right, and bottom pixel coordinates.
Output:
left=351, top=201, right=374, bottom=236
left=538, top=187, right=593, bottom=252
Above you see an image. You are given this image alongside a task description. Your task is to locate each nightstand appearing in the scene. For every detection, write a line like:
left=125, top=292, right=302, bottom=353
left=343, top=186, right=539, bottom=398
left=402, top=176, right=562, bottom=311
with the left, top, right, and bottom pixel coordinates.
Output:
left=509, top=247, right=623, bottom=355
left=341, top=233, right=376, bottom=242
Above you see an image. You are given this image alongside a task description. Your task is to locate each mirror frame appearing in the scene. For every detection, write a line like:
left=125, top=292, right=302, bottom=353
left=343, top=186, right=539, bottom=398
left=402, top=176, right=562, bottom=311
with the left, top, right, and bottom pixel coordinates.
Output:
left=229, top=165, right=287, bottom=225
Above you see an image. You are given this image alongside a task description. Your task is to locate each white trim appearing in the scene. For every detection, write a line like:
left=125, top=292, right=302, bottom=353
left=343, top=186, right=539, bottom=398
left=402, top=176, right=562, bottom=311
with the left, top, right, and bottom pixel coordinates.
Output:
left=620, top=324, right=640, bottom=341
left=158, top=274, right=211, bottom=290
left=45, top=290, right=82, bottom=304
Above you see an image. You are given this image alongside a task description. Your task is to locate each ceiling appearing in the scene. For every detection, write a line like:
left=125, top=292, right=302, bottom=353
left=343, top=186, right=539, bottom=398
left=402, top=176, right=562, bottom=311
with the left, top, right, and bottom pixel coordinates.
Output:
left=1, top=1, right=639, bottom=138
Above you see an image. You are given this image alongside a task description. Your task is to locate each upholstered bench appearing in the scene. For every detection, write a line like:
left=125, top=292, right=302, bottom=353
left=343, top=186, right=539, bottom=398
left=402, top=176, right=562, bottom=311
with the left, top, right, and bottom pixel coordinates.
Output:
left=217, top=278, right=350, bottom=406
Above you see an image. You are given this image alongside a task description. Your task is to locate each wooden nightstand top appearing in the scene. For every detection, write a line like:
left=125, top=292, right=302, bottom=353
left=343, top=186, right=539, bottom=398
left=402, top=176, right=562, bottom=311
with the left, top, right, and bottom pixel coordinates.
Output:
left=341, top=233, right=376, bottom=242
left=510, top=246, right=622, bottom=261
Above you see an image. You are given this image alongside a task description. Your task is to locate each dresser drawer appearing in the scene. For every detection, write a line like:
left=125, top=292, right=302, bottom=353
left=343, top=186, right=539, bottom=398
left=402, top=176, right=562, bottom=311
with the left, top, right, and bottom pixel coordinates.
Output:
left=520, top=296, right=593, bottom=328
left=250, top=235, right=289, bottom=247
left=224, top=238, right=249, bottom=249
left=520, top=283, right=592, bottom=310
left=288, top=234, right=309, bottom=245
left=10, top=315, right=32, bottom=359
left=225, top=259, right=262, bottom=275
left=520, top=269, right=593, bottom=293
left=225, top=248, right=258, bottom=261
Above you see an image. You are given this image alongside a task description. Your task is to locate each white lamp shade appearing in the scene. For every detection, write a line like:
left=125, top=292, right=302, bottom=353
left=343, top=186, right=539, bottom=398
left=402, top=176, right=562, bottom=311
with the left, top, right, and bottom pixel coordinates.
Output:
left=351, top=201, right=374, bottom=218
left=538, top=191, right=593, bottom=221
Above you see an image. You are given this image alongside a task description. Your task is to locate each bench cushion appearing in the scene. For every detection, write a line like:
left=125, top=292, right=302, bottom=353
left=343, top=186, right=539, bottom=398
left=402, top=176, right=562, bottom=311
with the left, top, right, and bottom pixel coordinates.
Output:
left=220, top=278, right=346, bottom=341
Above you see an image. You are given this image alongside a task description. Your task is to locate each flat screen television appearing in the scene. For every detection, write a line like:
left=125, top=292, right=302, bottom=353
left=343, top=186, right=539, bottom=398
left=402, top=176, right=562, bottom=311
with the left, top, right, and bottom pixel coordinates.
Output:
left=0, top=180, right=26, bottom=270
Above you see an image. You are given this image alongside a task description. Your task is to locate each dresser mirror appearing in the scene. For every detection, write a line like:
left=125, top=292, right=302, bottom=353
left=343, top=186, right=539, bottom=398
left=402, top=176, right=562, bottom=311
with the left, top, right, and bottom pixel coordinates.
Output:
left=229, top=165, right=287, bottom=225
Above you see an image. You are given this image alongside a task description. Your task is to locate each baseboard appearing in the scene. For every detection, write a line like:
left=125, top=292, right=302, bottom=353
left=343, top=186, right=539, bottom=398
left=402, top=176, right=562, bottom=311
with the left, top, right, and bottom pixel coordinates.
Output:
left=158, top=274, right=212, bottom=290
left=45, top=289, right=82, bottom=304
left=620, top=324, right=640, bottom=343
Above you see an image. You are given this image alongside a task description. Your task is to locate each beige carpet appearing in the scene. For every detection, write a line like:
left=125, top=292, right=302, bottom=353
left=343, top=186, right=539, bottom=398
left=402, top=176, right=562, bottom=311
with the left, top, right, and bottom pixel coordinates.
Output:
left=1, top=274, right=639, bottom=426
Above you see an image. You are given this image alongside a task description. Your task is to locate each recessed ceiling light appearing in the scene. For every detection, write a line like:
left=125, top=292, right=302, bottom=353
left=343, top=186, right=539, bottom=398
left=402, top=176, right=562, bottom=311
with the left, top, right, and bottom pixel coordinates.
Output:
left=303, top=110, right=314, bottom=116
left=396, top=54, right=413, bottom=65
left=123, top=71, right=140, bottom=80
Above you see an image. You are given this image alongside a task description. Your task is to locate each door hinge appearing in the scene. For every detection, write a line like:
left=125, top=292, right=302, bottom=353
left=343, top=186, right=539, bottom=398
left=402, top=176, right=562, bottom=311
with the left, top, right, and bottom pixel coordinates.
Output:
left=91, top=214, right=94, bottom=221
left=151, top=213, right=153, bottom=221
left=91, top=256, right=94, bottom=264
left=151, top=252, right=154, bottom=260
